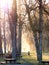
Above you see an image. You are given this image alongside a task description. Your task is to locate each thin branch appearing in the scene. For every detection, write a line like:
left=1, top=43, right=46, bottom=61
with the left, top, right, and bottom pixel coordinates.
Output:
left=43, top=6, right=49, bottom=15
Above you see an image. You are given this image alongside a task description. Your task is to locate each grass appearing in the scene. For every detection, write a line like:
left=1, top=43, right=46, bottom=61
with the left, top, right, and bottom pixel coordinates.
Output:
left=22, top=52, right=38, bottom=65
left=0, top=52, right=49, bottom=65
left=42, top=53, right=49, bottom=61
left=22, top=52, right=49, bottom=65
left=0, top=57, right=4, bottom=62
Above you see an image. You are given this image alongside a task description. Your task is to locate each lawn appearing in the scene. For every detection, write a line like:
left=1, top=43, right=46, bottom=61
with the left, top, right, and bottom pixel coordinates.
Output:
left=21, top=52, right=38, bottom=65
left=0, top=52, right=49, bottom=65
left=22, top=52, right=49, bottom=65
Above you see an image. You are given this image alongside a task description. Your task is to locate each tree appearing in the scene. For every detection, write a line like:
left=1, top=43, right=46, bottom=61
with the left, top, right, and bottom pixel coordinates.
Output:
left=17, top=14, right=22, bottom=57
left=0, top=8, right=3, bottom=55
left=7, top=0, right=17, bottom=58
left=38, top=0, right=43, bottom=64
left=9, top=0, right=17, bottom=58
left=23, top=0, right=49, bottom=63
left=3, top=11, right=6, bottom=53
left=24, top=0, right=40, bottom=61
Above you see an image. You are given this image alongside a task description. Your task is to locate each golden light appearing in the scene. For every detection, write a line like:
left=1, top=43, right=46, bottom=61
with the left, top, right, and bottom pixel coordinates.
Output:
left=0, top=0, right=13, bottom=10
left=22, top=33, right=30, bottom=52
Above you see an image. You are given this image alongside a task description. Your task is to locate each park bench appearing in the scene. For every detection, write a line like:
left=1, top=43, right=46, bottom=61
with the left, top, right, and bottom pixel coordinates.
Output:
left=4, top=58, right=16, bottom=64
left=42, top=61, right=49, bottom=65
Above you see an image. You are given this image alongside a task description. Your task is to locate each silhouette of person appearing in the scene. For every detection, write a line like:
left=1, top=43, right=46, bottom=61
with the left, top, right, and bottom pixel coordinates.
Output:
left=28, top=51, right=30, bottom=56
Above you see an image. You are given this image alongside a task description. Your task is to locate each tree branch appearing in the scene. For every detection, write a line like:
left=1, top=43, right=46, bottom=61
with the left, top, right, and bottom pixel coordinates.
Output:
left=42, top=6, right=49, bottom=15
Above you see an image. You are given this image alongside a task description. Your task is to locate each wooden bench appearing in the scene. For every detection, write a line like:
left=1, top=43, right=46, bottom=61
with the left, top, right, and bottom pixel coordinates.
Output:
left=4, top=58, right=16, bottom=64
left=42, top=61, right=49, bottom=65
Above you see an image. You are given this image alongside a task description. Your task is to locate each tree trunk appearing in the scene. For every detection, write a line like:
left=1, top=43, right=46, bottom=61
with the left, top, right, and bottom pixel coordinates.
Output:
left=8, top=13, right=17, bottom=58
left=39, top=0, right=43, bottom=64
left=33, top=32, right=40, bottom=61
left=11, top=0, right=17, bottom=58
left=18, top=22, right=22, bottom=57
left=3, top=12, right=6, bottom=54
left=0, top=22, right=3, bottom=55
left=12, top=23, right=16, bottom=58
left=0, top=8, right=3, bottom=55
left=7, top=0, right=17, bottom=58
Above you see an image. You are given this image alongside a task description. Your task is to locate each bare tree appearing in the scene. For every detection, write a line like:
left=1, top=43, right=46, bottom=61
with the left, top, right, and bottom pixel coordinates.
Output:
left=6, top=0, right=17, bottom=58
left=10, top=0, right=17, bottom=58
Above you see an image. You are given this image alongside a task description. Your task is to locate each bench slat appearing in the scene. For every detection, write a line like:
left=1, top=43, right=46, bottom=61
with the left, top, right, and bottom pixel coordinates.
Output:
left=4, top=58, right=16, bottom=64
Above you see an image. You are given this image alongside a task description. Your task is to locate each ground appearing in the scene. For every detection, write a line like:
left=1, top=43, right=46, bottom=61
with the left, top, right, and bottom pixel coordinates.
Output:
left=0, top=52, right=49, bottom=65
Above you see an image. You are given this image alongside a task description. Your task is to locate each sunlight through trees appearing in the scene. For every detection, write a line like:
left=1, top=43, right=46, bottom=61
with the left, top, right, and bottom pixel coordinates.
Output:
left=0, top=0, right=49, bottom=64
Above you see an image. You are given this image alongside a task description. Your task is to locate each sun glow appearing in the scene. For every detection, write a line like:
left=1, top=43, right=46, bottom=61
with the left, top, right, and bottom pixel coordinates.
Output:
left=0, top=0, right=13, bottom=10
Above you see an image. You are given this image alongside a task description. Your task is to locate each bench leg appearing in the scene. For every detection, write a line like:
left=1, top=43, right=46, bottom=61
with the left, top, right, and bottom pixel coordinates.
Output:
left=42, top=63, right=45, bottom=65
left=10, top=61, right=12, bottom=63
left=10, top=61, right=16, bottom=64
left=12, top=61, right=16, bottom=63
left=48, top=63, right=49, bottom=65
left=6, top=61, right=7, bottom=64
left=14, top=61, right=16, bottom=63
